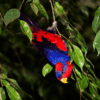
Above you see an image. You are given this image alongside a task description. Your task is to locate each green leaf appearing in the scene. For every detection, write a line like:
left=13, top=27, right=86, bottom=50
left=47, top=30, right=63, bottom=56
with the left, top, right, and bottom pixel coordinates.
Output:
left=2, top=67, right=8, bottom=75
left=93, top=30, right=100, bottom=56
left=1, top=76, right=22, bottom=100
left=88, top=74, right=96, bottom=83
left=76, top=74, right=88, bottom=92
left=96, top=78, right=100, bottom=89
left=42, top=63, right=53, bottom=77
left=76, top=77, right=81, bottom=90
left=86, top=57, right=95, bottom=69
left=76, top=38, right=87, bottom=56
left=72, top=45, right=85, bottom=70
left=20, top=20, right=32, bottom=41
left=4, top=9, right=20, bottom=26
left=6, top=85, right=22, bottom=100
left=20, top=24, right=25, bottom=34
left=2, top=79, right=10, bottom=86
left=30, top=3, right=39, bottom=15
left=85, top=62, right=95, bottom=77
left=81, top=6, right=89, bottom=16
left=67, top=25, right=73, bottom=31
left=7, top=78, right=20, bottom=89
left=54, top=2, right=66, bottom=16
left=70, top=73, right=75, bottom=80
left=81, top=74, right=88, bottom=91
left=92, top=7, right=100, bottom=32
left=33, top=0, right=39, bottom=2
left=26, top=0, right=32, bottom=4
left=8, top=79, right=19, bottom=85
left=7, top=78, right=34, bottom=100
left=33, top=1, right=49, bottom=20
left=1, top=73, right=7, bottom=79
left=75, top=29, right=88, bottom=50
left=67, top=42, right=73, bottom=63
left=89, top=83, right=100, bottom=99
left=84, top=91, right=96, bottom=100
left=73, top=65, right=82, bottom=78
left=0, top=88, right=6, bottom=100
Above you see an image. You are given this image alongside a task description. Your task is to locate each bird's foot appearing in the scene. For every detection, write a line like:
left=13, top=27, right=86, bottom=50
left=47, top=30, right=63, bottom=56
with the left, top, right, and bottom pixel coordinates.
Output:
left=47, top=21, right=57, bottom=30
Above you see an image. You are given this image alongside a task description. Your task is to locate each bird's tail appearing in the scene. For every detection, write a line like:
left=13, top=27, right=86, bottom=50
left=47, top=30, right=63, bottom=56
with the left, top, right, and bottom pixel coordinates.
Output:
left=19, top=10, right=39, bottom=32
left=55, top=61, right=73, bottom=83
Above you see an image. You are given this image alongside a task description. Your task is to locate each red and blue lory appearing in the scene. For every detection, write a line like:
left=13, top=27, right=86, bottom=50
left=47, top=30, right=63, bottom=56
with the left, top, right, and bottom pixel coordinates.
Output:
left=19, top=10, right=73, bottom=83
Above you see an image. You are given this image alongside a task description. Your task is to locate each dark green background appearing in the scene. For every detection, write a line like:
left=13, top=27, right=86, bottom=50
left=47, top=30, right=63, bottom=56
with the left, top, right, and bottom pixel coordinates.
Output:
left=0, top=0, right=100, bottom=100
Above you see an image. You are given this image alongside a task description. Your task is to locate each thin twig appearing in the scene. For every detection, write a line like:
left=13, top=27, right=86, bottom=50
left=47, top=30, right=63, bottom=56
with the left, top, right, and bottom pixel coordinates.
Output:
left=60, top=34, right=69, bottom=41
left=13, top=47, right=25, bottom=73
left=9, top=39, right=26, bottom=51
left=49, top=2, right=82, bottom=100
left=49, top=1, right=75, bottom=38
left=49, top=0, right=61, bottom=37
left=19, top=0, right=25, bottom=10
left=49, top=0, right=73, bottom=37
left=56, top=27, right=61, bottom=36
left=73, top=68, right=82, bottom=100
left=53, top=8, right=74, bottom=30
left=0, top=13, right=4, bottom=22
left=82, top=71, right=89, bottom=80
left=49, top=0, right=55, bottom=21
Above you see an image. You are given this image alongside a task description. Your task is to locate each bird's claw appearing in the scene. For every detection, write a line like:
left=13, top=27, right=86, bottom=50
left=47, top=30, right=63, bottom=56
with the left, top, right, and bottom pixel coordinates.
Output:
left=47, top=21, right=57, bottom=30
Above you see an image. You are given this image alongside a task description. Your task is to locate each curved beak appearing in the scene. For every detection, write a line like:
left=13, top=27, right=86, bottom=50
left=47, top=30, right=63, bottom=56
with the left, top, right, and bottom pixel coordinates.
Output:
left=61, top=78, right=68, bottom=83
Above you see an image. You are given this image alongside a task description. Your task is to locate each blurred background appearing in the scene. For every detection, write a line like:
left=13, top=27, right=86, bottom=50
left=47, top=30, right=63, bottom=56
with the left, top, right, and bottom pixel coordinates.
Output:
left=0, top=0, right=100, bottom=100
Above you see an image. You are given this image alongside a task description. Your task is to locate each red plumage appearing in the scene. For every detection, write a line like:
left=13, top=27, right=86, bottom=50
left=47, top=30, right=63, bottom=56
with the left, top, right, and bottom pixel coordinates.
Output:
left=20, top=10, right=73, bottom=83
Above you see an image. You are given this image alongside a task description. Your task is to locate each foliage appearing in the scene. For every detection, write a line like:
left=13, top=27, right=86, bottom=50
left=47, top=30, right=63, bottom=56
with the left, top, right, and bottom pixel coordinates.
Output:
left=20, top=20, right=32, bottom=41
left=4, top=9, right=20, bottom=26
left=0, top=0, right=100, bottom=100
left=42, top=64, right=53, bottom=77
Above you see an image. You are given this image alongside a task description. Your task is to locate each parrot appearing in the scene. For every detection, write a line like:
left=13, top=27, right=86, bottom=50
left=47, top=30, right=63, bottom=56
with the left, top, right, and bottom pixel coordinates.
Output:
left=19, top=10, right=73, bottom=83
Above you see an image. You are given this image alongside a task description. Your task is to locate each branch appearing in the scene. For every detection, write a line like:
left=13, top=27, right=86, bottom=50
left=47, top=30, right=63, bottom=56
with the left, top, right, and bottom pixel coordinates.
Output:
left=49, top=4, right=82, bottom=100
left=0, top=13, right=4, bottom=22
left=49, top=0, right=55, bottom=21
left=73, top=68, right=82, bottom=100
left=13, top=47, right=25, bottom=73
left=53, top=8, right=75, bottom=34
left=19, top=0, right=25, bottom=10
left=49, top=0, right=61, bottom=37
